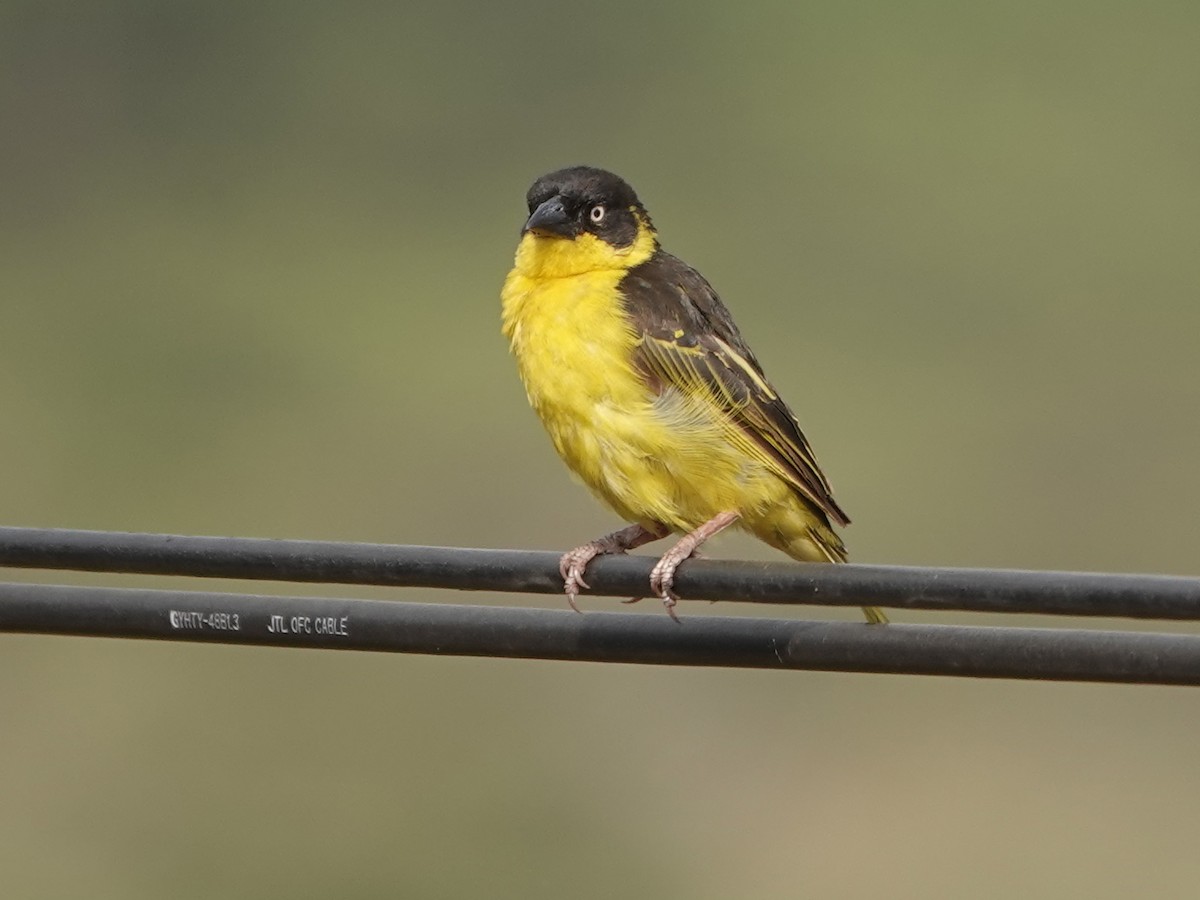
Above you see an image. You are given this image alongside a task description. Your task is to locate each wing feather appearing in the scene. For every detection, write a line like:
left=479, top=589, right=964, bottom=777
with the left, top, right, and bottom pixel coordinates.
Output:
left=621, top=252, right=850, bottom=526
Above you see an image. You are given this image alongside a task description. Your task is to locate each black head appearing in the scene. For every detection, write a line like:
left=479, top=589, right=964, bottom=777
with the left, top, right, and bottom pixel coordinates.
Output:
left=522, top=166, right=652, bottom=248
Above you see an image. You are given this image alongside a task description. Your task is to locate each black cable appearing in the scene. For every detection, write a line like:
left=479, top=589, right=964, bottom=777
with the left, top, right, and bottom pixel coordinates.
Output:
left=0, top=526, right=1197, bottom=619
left=2, top=581, right=1198, bottom=685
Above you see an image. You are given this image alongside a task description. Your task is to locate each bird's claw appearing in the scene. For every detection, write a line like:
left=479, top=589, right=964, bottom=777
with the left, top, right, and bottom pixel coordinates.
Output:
left=661, top=596, right=681, bottom=623
left=649, top=560, right=683, bottom=624
left=562, top=561, right=586, bottom=613
left=564, top=589, right=582, bottom=614
left=559, top=547, right=598, bottom=614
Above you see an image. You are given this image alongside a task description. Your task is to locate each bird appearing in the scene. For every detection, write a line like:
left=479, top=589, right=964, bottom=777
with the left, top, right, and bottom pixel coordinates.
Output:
left=501, top=166, right=886, bottom=624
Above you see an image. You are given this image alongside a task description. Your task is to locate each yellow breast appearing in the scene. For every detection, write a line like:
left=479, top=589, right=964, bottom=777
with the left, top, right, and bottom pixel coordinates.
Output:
left=502, top=258, right=649, bottom=504
left=501, top=230, right=659, bottom=454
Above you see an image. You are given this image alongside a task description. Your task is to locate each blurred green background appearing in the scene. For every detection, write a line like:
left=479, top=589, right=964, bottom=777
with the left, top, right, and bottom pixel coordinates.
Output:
left=2, top=2, right=1199, bottom=897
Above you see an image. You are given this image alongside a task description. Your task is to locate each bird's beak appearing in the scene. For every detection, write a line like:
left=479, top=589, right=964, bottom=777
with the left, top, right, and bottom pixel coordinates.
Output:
left=523, top=196, right=576, bottom=238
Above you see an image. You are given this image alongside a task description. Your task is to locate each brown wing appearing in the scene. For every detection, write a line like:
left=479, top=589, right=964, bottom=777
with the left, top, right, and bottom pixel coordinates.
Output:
left=619, top=251, right=850, bottom=526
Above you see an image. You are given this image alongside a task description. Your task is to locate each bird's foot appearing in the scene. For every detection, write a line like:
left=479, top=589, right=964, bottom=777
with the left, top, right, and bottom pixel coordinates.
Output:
left=559, top=545, right=599, bottom=613
left=558, top=522, right=667, bottom=613
left=647, top=511, right=740, bottom=623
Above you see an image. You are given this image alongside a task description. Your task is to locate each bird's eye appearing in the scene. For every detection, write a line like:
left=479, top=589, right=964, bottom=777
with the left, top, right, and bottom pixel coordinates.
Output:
left=589, top=204, right=606, bottom=224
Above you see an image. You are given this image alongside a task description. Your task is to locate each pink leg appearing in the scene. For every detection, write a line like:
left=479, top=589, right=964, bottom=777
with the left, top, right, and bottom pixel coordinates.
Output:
left=650, top=511, right=740, bottom=622
left=559, top=522, right=668, bottom=612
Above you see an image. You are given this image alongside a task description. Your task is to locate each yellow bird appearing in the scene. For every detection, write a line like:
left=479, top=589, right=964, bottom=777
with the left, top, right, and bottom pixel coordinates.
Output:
left=501, top=166, right=886, bottom=624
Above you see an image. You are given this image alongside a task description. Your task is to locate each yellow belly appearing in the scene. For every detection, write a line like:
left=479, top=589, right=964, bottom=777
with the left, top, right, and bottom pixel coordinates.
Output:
left=502, top=266, right=811, bottom=541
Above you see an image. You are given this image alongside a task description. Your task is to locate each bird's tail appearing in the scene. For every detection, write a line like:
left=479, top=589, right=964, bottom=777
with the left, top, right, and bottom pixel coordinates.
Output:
left=777, top=516, right=889, bottom=625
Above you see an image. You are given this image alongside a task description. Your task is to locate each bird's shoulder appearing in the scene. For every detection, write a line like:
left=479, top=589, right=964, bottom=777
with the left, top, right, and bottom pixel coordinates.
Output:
left=618, top=250, right=762, bottom=364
